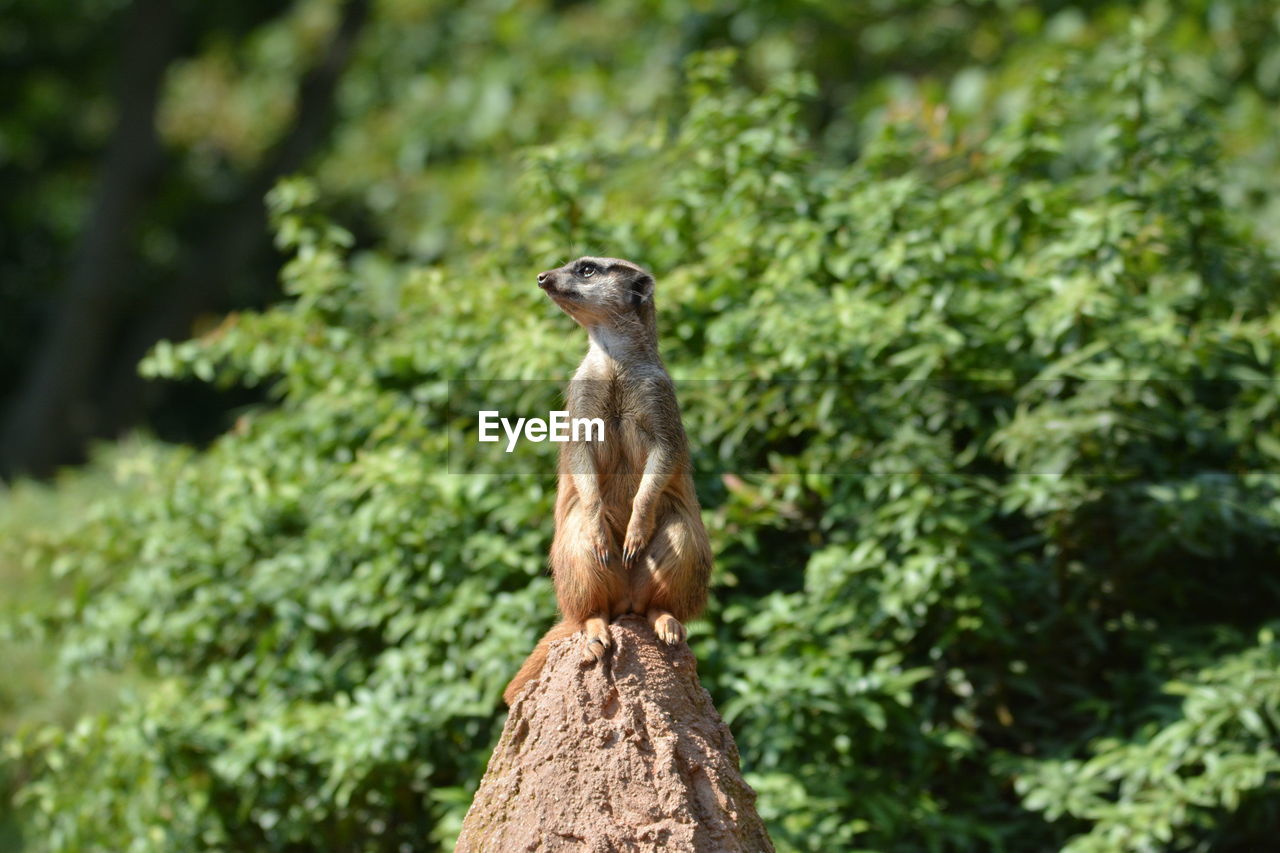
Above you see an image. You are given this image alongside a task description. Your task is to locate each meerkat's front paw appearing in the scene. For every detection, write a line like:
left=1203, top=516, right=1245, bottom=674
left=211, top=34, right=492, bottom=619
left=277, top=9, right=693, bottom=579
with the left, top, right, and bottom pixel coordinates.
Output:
left=588, top=518, right=612, bottom=569
left=582, top=616, right=611, bottom=662
left=650, top=612, right=686, bottom=645
left=622, top=518, right=653, bottom=568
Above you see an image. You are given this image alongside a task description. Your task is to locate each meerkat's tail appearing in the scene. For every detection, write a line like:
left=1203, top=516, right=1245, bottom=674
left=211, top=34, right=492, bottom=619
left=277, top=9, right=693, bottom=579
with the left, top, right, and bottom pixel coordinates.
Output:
left=503, top=620, right=581, bottom=706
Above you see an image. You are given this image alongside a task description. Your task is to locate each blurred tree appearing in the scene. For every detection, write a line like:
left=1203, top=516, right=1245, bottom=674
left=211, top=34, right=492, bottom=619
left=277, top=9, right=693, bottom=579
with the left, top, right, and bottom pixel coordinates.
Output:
left=0, top=0, right=179, bottom=477
left=0, top=0, right=365, bottom=477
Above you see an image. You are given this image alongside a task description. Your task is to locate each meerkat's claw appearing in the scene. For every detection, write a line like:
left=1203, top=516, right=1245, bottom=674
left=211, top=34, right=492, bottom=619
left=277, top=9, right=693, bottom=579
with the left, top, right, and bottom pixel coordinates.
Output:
left=592, top=543, right=610, bottom=568
left=622, top=528, right=648, bottom=568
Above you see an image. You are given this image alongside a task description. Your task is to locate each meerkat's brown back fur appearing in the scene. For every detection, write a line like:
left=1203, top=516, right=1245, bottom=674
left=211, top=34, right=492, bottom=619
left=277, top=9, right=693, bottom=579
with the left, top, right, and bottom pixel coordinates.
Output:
left=503, top=257, right=711, bottom=705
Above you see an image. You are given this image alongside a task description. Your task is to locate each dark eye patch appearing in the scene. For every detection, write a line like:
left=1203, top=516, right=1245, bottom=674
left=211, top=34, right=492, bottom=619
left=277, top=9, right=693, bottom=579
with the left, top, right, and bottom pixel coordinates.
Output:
left=576, top=261, right=598, bottom=277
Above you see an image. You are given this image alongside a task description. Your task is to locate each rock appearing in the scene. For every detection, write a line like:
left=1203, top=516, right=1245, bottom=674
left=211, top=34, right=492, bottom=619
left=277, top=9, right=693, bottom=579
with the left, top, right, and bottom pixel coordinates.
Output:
left=456, top=614, right=774, bottom=852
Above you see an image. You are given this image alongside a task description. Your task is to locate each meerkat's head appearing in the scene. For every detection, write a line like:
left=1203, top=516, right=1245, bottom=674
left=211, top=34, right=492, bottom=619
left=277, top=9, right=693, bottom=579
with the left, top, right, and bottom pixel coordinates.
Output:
left=536, top=256, right=655, bottom=330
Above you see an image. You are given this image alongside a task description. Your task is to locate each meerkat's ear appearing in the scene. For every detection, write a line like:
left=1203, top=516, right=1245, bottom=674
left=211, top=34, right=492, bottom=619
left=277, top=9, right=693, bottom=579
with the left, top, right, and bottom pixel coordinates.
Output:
left=627, top=271, right=655, bottom=308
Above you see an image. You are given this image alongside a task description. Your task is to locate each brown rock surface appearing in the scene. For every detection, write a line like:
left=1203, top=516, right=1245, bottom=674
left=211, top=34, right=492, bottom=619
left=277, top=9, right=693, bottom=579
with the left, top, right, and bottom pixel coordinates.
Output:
left=456, top=615, right=774, bottom=852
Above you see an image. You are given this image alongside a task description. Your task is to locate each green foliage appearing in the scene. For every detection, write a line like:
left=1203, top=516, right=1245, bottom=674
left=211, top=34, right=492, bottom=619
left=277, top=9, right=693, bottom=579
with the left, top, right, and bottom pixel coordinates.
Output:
left=0, top=441, right=169, bottom=849
left=1019, top=627, right=1280, bottom=852
left=5, top=2, right=1280, bottom=852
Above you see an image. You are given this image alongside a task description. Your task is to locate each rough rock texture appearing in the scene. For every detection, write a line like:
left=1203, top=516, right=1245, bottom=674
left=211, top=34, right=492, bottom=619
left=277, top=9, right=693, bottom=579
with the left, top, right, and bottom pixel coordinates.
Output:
left=456, top=615, right=773, bottom=852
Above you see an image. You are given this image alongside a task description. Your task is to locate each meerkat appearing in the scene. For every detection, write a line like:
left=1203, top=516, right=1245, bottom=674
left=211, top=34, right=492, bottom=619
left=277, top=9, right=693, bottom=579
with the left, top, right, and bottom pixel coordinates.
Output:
left=503, top=256, right=712, bottom=706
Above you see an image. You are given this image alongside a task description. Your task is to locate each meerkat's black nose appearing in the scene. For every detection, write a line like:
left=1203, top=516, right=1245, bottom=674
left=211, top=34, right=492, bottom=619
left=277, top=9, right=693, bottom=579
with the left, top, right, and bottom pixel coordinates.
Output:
left=537, top=271, right=550, bottom=288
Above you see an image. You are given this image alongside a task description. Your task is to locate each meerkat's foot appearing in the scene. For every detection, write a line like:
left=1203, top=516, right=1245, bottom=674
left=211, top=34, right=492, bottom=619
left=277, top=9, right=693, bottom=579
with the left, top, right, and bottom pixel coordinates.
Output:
left=582, top=616, right=611, bottom=661
left=648, top=609, right=686, bottom=645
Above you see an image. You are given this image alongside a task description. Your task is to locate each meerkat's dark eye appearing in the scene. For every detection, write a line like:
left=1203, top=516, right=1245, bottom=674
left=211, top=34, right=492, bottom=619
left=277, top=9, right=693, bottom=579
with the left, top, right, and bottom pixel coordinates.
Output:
left=578, top=262, right=597, bottom=278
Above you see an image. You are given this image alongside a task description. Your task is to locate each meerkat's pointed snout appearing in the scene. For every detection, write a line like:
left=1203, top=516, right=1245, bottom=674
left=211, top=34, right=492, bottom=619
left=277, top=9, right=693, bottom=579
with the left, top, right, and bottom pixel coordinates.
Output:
left=537, top=271, right=551, bottom=288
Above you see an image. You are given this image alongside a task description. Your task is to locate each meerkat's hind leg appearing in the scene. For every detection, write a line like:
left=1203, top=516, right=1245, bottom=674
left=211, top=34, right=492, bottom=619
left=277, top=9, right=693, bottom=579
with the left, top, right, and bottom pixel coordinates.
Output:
left=647, top=608, right=686, bottom=645
left=552, top=498, right=622, bottom=664
left=634, top=513, right=699, bottom=647
left=582, top=615, right=611, bottom=661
